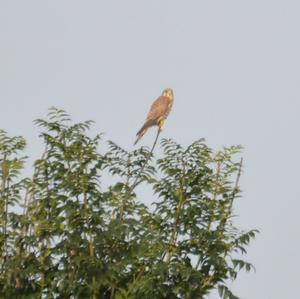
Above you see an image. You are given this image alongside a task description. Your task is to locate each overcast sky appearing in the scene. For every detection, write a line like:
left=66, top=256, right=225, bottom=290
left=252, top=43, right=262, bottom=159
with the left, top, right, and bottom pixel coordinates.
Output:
left=1, top=1, right=299, bottom=298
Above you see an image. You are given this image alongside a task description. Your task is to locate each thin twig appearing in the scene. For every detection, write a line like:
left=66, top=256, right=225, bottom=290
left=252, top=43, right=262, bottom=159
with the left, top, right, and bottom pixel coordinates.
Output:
left=228, top=157, right=243, bottom=212
left=218, top=157, right=243, bottom=231
left=164, top=158, right=187, bottom=263
left=1, top=154, right=8, bottom=268
left=197, top=158, right=243, bottom=290
left=130, top=127, right=161, bottom=191
left=196, top=161, right=222, bottom=270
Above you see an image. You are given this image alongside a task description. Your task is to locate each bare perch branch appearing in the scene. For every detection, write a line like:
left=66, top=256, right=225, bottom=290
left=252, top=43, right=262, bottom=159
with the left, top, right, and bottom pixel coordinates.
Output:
left=130, top=127, right=161, bottom=190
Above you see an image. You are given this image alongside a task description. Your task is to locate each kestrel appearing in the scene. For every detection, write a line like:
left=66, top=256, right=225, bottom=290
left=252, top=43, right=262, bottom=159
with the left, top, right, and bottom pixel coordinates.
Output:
left=134, top=88, right=174, bottom=145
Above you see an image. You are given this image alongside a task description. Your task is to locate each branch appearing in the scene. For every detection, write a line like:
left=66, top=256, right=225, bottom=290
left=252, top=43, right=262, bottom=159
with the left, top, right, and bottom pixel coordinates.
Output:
left=130, top=127, right=161, bottom=190
left=217, top=158, right=243, bottom=232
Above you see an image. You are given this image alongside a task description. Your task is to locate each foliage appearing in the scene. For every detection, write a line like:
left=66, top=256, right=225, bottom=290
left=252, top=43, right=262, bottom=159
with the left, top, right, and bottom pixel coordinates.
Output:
left=0, top=108, right=257, bottom=298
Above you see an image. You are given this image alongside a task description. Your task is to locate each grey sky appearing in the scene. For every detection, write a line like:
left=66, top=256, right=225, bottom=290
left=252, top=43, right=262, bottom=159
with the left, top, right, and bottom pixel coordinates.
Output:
left=1, top=1, right=299, bottom=298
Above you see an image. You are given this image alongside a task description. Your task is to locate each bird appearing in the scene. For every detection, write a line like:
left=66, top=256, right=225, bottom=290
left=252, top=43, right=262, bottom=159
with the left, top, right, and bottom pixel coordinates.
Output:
left=134, top=88, right=174, bottom=145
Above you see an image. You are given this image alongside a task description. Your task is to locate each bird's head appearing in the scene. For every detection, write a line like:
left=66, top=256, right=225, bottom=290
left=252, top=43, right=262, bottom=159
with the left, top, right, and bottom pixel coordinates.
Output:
left=162, top=88, right=174, bottom=99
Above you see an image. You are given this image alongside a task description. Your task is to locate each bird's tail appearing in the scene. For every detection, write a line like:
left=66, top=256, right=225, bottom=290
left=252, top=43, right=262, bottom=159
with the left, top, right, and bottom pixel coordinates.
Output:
left=134, top=123, right=149, bottom=145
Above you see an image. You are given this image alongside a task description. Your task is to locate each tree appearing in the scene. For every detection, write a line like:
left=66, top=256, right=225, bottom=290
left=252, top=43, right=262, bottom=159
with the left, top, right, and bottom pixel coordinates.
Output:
left=0, top=108, right=257, bottom=299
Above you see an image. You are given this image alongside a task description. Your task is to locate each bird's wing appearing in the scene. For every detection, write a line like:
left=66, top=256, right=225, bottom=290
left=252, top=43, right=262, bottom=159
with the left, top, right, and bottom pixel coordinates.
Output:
left=146, top=96, right=171, bottom=122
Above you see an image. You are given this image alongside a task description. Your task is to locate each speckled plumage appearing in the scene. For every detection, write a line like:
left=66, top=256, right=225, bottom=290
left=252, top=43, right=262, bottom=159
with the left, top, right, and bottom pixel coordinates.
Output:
left=134, top=88, right=174, bottom=145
